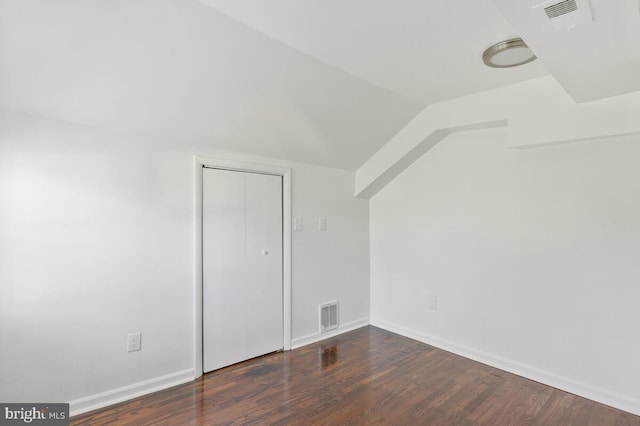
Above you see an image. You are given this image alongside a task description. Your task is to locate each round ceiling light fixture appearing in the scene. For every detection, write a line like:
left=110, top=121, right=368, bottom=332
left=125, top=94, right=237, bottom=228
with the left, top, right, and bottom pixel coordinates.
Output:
left=482, top=38, right=537, bottom=68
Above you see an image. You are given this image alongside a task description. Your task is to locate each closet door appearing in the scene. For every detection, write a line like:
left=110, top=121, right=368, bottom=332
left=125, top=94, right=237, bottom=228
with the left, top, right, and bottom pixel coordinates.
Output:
left=202, top=168, right=283, bottom=373
left=245, top=173, right=283, bottom=359
left=202, top=168, right=247, bottom=372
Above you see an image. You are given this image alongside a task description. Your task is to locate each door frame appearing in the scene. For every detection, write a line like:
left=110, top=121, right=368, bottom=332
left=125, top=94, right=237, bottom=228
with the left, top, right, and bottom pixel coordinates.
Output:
left=194, top=155, right=292, bottom=378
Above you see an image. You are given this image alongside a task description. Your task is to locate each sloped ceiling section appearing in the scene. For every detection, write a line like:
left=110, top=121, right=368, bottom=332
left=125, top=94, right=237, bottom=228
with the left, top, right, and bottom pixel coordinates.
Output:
left=198, top=0, right=549, bottom=105
left=0, top=1, right=557, bottom=169
left=0, top=0, right=423, bottom=170
left=491, top=0, right=640, bottom=102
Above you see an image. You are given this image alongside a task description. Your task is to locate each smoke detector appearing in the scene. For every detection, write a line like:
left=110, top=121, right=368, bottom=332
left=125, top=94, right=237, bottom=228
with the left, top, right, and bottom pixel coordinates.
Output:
left=532, top=0, right=593, bottom=33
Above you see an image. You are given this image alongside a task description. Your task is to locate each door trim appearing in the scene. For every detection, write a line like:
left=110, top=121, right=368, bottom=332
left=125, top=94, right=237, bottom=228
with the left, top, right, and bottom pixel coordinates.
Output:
left=194, top=155, right=292, bottom=378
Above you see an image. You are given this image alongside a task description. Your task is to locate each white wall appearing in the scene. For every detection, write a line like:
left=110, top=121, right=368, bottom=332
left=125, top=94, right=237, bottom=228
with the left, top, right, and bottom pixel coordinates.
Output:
left=370, top=127, right=640, bottom=414
left=0, top=112, right=195, bottom=406
left=291, top=166, right=369, bottom=345
left=0, top=111, right=369, bottom=409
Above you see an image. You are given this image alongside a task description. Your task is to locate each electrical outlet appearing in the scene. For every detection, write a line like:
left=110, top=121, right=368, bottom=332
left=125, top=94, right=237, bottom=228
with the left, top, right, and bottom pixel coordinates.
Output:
left=127, top=332, right=142, bottom=352
left=318, top=218, right=327, bottom=231
left=294, top=218, right=303, bottom=232
left=427, top=296, right=438, bottom=310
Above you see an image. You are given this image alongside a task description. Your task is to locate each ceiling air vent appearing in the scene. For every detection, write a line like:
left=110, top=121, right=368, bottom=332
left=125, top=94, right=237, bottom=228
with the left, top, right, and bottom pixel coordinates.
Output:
left=533, top=0, right=593, bottom=33
left=544, top=0, right=578, bottom=19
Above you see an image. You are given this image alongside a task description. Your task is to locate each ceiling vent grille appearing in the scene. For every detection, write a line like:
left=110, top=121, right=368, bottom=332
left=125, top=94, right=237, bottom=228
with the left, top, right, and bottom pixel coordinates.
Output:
left=533, top=0, right=592, bottom=33
left=544, top=0, right=578, bottom=19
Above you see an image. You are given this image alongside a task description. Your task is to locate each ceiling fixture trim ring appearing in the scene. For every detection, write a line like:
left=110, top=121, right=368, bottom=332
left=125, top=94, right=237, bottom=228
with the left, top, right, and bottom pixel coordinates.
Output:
left=482, top=37, right=537, bottom=68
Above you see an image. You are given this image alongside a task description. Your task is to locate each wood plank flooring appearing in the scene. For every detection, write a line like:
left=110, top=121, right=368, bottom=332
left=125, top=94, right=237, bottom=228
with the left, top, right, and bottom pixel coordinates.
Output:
left=71, top=326, right=640, bottom=425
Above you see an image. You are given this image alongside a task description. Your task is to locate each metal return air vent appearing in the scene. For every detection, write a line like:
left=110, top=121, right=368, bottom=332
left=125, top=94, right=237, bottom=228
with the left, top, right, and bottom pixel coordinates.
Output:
left=320, top=302, right=338, bottom=332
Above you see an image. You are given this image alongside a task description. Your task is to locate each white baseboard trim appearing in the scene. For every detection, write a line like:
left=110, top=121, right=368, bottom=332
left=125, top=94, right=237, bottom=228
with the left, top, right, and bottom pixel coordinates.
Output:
left=69, top=369, right=195, bottom=417
left=291, top=318, right=369, bottom=349
left=371, top=318, right=640, bottom=417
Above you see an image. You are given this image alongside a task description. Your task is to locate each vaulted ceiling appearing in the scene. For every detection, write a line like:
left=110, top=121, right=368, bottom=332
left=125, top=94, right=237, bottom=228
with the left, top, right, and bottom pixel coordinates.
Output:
left=1, top=0, right=551, bottom=169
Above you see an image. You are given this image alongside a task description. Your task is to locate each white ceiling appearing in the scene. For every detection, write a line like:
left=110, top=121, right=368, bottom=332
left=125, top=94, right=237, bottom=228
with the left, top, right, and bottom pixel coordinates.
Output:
left=492, top=0, right=640, bottom=103
left=197, top=0, right=549, bottom=104
left=0, top=0, right=549, bottom=169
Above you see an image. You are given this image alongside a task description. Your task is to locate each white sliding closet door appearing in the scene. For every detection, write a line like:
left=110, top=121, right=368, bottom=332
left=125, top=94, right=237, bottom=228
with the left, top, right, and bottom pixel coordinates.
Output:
left=202, top=168, right=283, bottom=373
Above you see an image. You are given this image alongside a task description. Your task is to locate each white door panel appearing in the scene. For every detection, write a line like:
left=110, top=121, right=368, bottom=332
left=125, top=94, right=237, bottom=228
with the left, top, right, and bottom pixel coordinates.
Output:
left=202, top=168, right=246, bottom=372
left=245, top=173, right=283, bottom=359
left=202, top=168, right=283, bottom=373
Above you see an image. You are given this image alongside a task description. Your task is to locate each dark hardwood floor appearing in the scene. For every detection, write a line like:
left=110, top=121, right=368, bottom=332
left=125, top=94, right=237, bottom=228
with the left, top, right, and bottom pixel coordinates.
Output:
left=71, top=326, right=640, bottom=425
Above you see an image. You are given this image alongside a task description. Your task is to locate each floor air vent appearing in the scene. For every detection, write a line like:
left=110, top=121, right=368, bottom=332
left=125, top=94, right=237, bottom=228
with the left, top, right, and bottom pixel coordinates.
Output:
left=320, top=302, right=338, bottom=332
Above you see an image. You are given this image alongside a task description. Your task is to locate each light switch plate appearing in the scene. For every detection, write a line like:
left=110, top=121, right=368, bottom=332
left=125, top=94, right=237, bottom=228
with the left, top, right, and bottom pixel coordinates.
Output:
left=127, top=332, right=142, bottom=352
left=427, top=296, right=438, bottom=310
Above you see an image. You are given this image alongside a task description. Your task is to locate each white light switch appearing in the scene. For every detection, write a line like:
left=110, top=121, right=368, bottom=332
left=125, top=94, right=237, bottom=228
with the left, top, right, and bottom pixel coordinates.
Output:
left=427, top=296, right=438, bottom=310
left=127, top=332, right=142, bottom=352
left=319, top=218, right=327, bottom=231
left=294, top=218, right=303, bottom=232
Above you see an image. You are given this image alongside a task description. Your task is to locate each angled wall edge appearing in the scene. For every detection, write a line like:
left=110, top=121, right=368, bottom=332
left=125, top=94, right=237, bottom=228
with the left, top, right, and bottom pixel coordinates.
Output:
left=356, top=76, right=640, bottom=199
